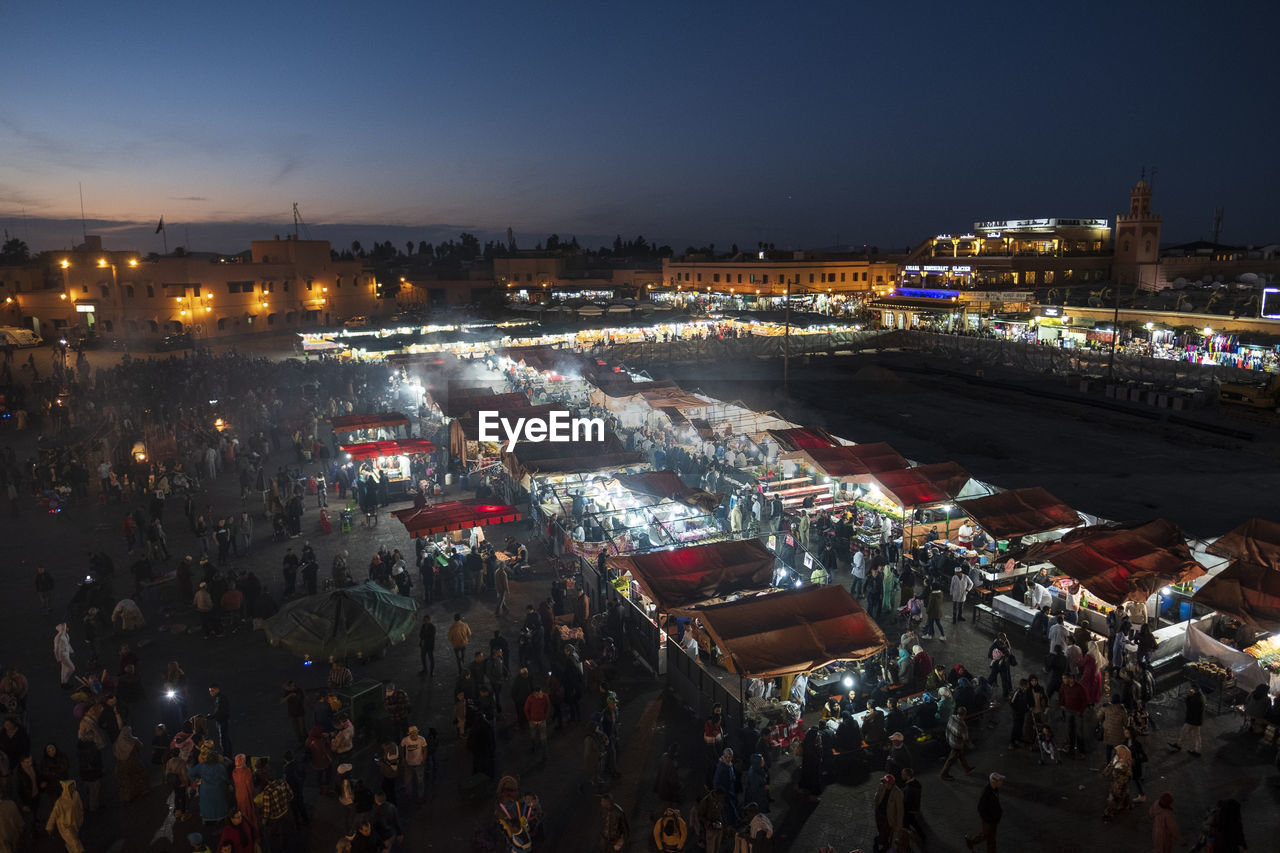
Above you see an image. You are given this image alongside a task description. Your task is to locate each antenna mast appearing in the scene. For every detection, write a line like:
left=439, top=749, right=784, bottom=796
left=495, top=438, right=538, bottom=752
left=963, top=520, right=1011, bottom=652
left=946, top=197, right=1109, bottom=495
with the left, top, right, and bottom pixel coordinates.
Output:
left=292, top=203, right=311, bottom=240
left=78, top=183, right=87, bottom=243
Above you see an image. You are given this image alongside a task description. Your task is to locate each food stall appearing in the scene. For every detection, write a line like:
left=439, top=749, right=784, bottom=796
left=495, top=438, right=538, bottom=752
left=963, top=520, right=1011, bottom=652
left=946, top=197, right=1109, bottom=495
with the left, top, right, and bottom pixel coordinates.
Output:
left=535, top=470, right=724, bottom=563
left=329, top=412, right=412, bottom=442
left=1024, top=520, right=1212, bottom=666
left=953, top=487, right=1085, bottom=589
left=339, top=439, right=436, bottom=497
left=690, top=585, right=887, bottom=746
left=392, top=499, right=522, bottom=539
left=606, top=539, right=777, bottom=675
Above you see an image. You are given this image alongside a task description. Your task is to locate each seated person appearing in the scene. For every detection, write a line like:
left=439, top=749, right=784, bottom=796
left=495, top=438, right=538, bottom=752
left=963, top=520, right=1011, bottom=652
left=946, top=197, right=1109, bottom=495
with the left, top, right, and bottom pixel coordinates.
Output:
left=833, top=712, right=861, bottom=753
left=909, top=696, right=939, bottom=731
left=860, top=708, right=886, bottom=749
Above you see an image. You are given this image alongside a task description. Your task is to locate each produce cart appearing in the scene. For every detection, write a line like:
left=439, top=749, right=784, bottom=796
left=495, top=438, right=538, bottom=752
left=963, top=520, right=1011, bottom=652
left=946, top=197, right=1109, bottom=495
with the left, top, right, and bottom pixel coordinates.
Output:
left=1183, top=657, right=1238, bottom=714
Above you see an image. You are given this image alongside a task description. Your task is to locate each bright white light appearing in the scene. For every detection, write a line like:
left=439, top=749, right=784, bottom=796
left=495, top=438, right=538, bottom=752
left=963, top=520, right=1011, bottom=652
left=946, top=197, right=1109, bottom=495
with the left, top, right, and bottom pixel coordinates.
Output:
left=1161, top=586, right=1172, bottom=596
left=842, top=676, right=854, bottom=689
left=794, top=579, right=803, bottom=588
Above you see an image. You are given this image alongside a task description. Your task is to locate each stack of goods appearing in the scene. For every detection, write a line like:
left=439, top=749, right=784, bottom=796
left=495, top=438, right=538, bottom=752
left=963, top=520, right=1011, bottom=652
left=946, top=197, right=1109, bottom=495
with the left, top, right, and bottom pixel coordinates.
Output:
left=1244, top=636, right=1280, bottom=674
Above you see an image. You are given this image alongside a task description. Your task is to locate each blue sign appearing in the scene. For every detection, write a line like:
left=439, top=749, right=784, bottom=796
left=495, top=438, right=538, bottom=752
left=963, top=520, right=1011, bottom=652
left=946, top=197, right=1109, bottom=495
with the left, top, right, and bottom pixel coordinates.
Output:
left=898, top=288, right=959, bottom=300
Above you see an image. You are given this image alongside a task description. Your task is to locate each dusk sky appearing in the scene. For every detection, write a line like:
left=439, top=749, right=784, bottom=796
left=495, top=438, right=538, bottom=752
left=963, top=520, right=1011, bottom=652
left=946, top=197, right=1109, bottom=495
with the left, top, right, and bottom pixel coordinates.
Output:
left=3, top=1, right=1277, bottom=254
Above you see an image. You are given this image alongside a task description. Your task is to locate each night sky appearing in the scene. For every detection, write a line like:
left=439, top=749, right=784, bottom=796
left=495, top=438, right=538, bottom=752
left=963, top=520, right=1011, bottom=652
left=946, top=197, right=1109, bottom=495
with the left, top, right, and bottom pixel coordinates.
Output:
left=2, top=1, right=1277, bottom=254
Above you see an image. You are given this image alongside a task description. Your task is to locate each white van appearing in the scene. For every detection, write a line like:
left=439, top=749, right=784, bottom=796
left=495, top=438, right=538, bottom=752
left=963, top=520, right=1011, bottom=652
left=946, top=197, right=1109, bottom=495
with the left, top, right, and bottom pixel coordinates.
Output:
left=0, top=327, right=42, bottom=347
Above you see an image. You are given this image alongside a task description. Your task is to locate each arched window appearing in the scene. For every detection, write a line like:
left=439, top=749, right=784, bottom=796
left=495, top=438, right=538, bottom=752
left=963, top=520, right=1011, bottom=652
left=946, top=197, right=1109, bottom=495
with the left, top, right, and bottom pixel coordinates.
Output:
left=146, top=285, right=155, bottom=298
left=99, top=285, right=110, bottom=298
left=124, top=285, right=135, bottom=298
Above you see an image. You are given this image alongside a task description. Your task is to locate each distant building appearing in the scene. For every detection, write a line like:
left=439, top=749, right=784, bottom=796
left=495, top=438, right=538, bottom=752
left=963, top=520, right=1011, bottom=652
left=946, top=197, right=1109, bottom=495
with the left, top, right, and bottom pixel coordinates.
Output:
left=495, top=253, right=662, bottom=302
left=900, top=216, right=1113, bottom=290
left=1113, top=179, right=1162, bottom=290
left=659, top=251, right=902, bottom=302
left=0, top=235, right=382, bottom=341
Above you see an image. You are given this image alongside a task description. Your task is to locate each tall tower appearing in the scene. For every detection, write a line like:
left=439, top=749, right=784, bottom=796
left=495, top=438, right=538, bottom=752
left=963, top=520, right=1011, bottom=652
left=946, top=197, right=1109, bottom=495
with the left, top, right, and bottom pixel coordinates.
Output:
left=1113, top=178, right=1162, bottom=290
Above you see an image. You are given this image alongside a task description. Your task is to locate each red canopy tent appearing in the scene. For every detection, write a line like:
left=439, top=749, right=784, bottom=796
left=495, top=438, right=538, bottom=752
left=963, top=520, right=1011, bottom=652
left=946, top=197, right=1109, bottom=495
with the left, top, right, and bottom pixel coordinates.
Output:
left=1025, top=519, right=1205, bottom=606
left=392, top=499, right=522, bottom=537
left=870, top=462, right=974, bottom=509
left=692, top=585, right=887, bottom=678
left=612, top=470, right=722, bottom=513
left=606, top=539, right=775, bottom=613
left=329, top=412, right=411, bottom=434
left=784, top=442, right=910, bottom=483
left=340, top=439, right=436, bottom=461
left=1207, top=518, right=1280, bottom=570
left=1193, top=560, right=1280, bottom=631
left=767, top=427, right=839, bottom=452
left=443, top=391, right=529, bottom=419
left=956, top=487, right=1082, bottom=539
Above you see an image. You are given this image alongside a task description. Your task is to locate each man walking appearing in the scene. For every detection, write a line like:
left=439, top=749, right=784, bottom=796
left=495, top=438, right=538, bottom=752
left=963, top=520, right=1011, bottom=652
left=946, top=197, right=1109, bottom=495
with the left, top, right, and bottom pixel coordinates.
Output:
left=209, top=683, right=232, bottom=755
left=1168, top=684, right=1205, bottom=756
left=35, top=565, right=55, bottom=614
left=493, top=562, right=510, bottom=618
left=964, top=772, right=1004, bottom=852
left=400, top=725, right=427, bottom=802
left=900, top=767, right=926, bottom=844
left=950, top=566, right=973, bottom=624
left=940, top=706, right=975, bottom=780
left=418, top=614, right=436, bottom=676
left=448, top=613, right=472, bottom=671
left=524, top=684, right=551, bottom=759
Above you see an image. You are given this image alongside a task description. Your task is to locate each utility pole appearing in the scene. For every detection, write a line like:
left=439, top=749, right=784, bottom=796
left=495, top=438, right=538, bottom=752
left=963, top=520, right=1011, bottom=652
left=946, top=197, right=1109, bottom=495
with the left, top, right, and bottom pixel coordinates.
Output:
left=1107, top=281, right=1121, bottom=381
left=783, top=276, right=791, bottom=394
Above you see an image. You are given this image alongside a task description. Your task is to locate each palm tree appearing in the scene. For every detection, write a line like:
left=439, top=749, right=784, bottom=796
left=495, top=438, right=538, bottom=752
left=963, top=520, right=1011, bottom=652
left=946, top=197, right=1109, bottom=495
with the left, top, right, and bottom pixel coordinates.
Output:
left=0, top=238, right=30, bottom=265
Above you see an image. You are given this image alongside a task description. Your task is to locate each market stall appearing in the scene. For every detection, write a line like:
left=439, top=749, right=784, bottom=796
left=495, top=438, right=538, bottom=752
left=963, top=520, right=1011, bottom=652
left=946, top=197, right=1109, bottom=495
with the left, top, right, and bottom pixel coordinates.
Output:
left=443, top=390, right=530, bottom=419
left=690, top=585, right=887, bottom=746
left=449, top=403, right=562, bottom=467
left=329, top=412, right=412, bottom=441
left=338, top=439, right=436, bottom=497
left=501, top=429, right=646, bottom=489
left=1206, top=517, right=1280, bottom=569
left=534, top=469, right=724, bottom=563
left=392, top=499, right=522, bottom=538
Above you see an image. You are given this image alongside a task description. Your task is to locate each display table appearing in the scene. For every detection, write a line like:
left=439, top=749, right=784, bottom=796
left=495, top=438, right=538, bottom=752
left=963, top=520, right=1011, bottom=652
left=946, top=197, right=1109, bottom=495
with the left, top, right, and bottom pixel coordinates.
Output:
left=992, top=594, right=1038, bottom=631
left=1150, top=614, right=1216, bottom=668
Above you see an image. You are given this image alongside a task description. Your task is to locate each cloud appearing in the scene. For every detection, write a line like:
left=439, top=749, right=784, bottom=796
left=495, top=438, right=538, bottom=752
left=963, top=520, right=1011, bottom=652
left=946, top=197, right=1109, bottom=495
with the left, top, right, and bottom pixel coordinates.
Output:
left=168, top=196, right=209, bottom=202
left=272, top=154, right=301, bottom=183
left=0, top=183, right=53, bottom=210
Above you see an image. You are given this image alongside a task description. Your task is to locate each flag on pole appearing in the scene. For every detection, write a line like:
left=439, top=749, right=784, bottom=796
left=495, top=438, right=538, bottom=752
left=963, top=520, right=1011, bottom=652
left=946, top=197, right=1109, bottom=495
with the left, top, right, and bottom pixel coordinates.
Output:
left=155, top=216, right=165, bottom=234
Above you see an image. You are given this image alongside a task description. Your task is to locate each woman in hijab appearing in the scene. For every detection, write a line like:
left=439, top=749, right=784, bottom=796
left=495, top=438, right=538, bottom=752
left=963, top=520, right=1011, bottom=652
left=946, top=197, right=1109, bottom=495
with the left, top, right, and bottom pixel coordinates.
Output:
left=45, top=779, right=85, bottom=853
left=218, top=807, right=257, bottom=853
left=1150, top=793, right=1184, bottom=853
left=114, top=725, right=149, bottom=803
left=76, top=707, right=105, bottom=813
left=38, top=742, right=72, bottom=802
left=231, top=754, right=259, bottom=834
left=1101, top=743, right=1133, bottom=821
left=712, top=748, right=739, bottom=827
left=54, top=623, right=75, bottom=687
left=742, top=753, right=770, bottom=814
left=188, top=749, right=232, bottom=832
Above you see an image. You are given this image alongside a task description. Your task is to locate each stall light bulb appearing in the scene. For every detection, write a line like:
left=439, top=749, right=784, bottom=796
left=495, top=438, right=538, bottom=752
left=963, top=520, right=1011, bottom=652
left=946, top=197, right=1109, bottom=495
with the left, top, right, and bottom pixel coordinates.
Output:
left=794, top=579, right=803, bottom=588
left=842, top=676, right=854, bottom=689
left=1161, top=586, right=1172, bottom=597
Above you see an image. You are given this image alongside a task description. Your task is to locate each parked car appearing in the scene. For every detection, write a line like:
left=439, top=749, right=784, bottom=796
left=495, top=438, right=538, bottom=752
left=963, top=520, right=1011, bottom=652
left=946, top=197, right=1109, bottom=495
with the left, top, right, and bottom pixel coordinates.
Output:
left=0, top=327, right=42, bottom=348
left=342, top=315, right=370, bottom=328
left=154, top=333, right=194, bottom=351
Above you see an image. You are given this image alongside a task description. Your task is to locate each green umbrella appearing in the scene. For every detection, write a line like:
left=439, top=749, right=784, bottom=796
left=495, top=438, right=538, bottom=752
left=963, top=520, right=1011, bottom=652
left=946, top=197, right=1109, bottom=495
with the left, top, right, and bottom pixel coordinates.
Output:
left=263, top=581, right=418, bottom=660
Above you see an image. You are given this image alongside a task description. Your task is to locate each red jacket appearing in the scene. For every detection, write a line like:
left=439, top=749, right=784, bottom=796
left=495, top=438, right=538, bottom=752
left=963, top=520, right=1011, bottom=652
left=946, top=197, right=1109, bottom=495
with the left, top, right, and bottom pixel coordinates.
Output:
left=523, top=691, right=551, bottom=723
left=1058, top=681, right=1088, bottom=714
